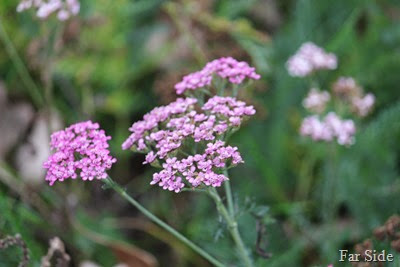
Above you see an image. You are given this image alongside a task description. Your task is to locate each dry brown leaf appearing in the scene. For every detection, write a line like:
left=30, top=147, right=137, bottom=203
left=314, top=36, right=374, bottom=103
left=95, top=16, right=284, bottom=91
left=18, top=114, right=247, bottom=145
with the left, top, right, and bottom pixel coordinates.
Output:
left=109, top=240, right=158, bottom=267
left=72, top=216, right=158, bottom=267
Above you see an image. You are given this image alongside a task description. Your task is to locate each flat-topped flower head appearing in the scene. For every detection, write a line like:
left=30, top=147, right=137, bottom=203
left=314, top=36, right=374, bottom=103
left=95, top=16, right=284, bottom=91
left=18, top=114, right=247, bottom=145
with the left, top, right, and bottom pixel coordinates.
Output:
left=331, top=77, right=375, bottom=117
left=202, top=96, right=256, bottom=127
left=124, top=56, right=257, bottom=193
left=175, top=57, right=260, bottom=95
left=123, top=96, right=255, bottom=192
left=150, top=141, right=243, bottom=193
left=302, top=88, right=331, bottom=113
left=300, top=112, right=356, bottom=146
left=43, top=121, right=116, bottom=185
left=123, top=96, right=255, bottom=164
left=175, top=70, right=213, bottom=95
left=287, top=42, right=337, bottom=77
left=17, top=0, right=80, bottom=21
left=351, top=93, right=375, bottom=117
left=121, top=98, right=198, bottom=153
left=332, top=77, right=362, bottom=98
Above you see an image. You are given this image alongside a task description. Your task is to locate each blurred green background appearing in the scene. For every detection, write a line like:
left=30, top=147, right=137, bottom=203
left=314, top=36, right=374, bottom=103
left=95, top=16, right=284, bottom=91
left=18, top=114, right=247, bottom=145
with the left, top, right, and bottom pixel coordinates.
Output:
left=0, top=0, right=400, bottom=266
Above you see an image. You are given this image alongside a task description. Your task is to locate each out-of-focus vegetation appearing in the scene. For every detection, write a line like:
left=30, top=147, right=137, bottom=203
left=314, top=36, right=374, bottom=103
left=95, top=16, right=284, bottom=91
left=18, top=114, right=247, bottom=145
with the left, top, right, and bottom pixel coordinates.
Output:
left=0, top=0, right=400, bottom=266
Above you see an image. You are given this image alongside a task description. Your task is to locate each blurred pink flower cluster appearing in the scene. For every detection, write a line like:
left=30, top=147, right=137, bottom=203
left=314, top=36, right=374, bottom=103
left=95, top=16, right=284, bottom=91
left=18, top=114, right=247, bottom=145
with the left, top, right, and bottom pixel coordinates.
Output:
left=175, top=57, right=260, bottom=94
left=300, top=112, right=356, bottom=146
left=17, top=0, right=80, bottom=21
left=333, top=77, right=375, bottom=117
left=286, top=42, right=337, bottom=77
left=302, top=88, right=331, bottom=113
left=288, top=42, right=376, bottom=146
left=302, top=81, right=375, bottom=118
left=43, top=121, right=116, bottom=185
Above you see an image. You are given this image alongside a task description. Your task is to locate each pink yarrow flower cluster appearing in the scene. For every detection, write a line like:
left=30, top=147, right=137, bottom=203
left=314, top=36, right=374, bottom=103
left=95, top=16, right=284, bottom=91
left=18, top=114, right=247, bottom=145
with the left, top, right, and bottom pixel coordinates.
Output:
left=300, top=112, right=356, bottom=146
left=175, top=57, right=260, bottom=95
left=202, top=96, right=256, bottom=127
left=351, top=93, right=375, bottom=117
left=298, top=77, right=375, bottom=146
left=286, top=42, right=337, bottom=77
left=17, top=0, right=80, bottom=21
left=121, top=98, right=197, bottom=153
left=122, top=96, right=255, bottom=162
left=123, top=57, right=258, bottom=192
left=151, top=141, right=243, bottom=192
left=332, top=77, right=361, bottom=97
left=43, top=121, right=116, bottom=185
left=332, top=77, right=375, bottom=117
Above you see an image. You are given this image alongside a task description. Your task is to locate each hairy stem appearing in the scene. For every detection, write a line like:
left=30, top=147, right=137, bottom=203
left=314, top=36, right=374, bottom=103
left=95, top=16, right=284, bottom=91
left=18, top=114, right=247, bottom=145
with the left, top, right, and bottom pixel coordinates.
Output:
left=103, top=177, right=224, bottom=267
left=208, top=188, right=253, bottom=267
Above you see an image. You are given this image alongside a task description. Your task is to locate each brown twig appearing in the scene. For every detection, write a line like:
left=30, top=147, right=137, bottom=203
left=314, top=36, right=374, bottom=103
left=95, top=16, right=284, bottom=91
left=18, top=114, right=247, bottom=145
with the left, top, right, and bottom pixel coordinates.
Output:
left=255, top=218, right=272, bottom=259
left=41, top=237, right=71, bottom=267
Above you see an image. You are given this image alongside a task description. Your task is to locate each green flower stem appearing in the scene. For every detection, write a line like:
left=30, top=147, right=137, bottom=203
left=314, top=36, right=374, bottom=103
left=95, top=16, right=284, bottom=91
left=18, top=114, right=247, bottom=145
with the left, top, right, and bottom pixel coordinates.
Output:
left=223, top=169, right=234, bottom=217
left=208, top=188, right=253, bottom=267
left=322, top=143, right=338, bottom=221
left=232, top=84, right=239, bottom=97
left=103, top=177, right=224, bottom=267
